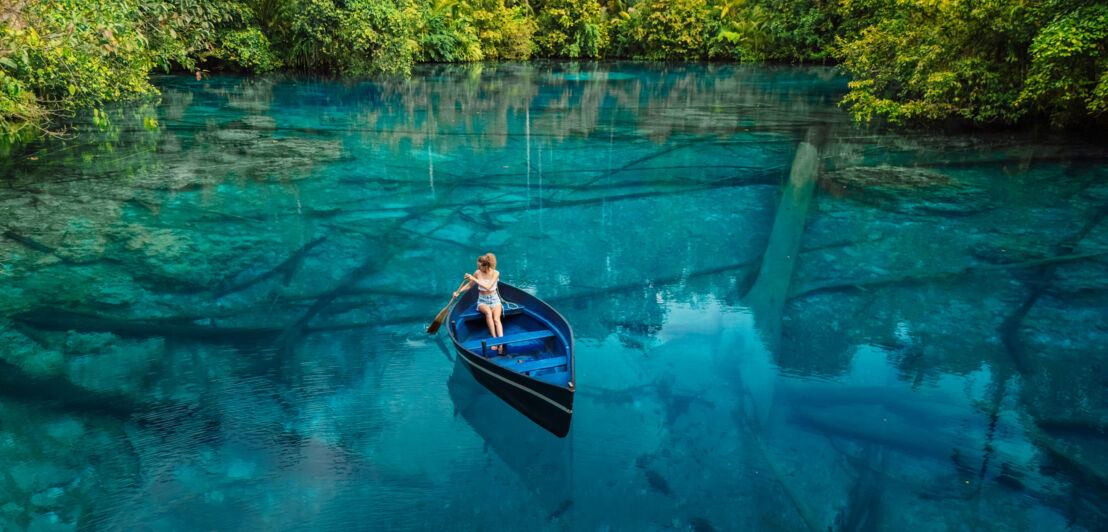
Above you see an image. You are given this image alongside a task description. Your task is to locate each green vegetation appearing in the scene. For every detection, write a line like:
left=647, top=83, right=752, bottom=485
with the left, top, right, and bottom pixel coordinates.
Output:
left=533, top=0, right=608, bottom=58
left=611, top=0, right=710, bottom=61
left=0, top=0, right=216, bottom=148
left=837, top=0, right=1108, bottom=127
left=2, top=0, right=1106, bottom=149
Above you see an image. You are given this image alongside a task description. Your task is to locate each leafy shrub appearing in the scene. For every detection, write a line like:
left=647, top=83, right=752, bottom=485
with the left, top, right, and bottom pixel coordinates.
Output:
left=610, top=0, right=710, bottom=60
left=706, top=0, right=771, bottom=62
left=757, top=0, right=838, bottom=62
left=218, top=27, right=283, bottom=72
left=143, top=0, right=236, bottom=72
left=836, top=0, right=1108, bottom=128
left=1018, top=4, right=1108, bottom=125
left=0, top=70, right=46, bottom=150
left=533, top=0, right=609, bottom=58
left=415, top=0, right=483, bottom=63
left=471, top=0, right=536, bottom=60
left=286, top=0, right=347, bottom=71
left=285, top=0, right=418, bottom=75
left=210, top=0, right=287, bottom=72
left=836, top=0, right=1033, bottom=125
left=342, top=0, right=420, bottom=75
left=4, top=0, right=158, bottom=108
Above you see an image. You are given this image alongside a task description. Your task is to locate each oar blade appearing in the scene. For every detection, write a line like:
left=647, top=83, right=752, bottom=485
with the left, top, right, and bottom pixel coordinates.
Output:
left=427, top=305, right=450, bottom=334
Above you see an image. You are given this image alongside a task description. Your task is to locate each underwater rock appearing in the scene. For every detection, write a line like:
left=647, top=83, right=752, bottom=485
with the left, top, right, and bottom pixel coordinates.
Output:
left=0, top=358, right=142, bottom=419
left=101, top=223, right=227, bottom=289
left=63, top=331, right=118, bottom=354
left=789, top=404, right=949, bottom=460
left=213, top=128, right=261, bottom=143
left=644, top=469, right=673, bottom=496
left=240, top=115, right=276, bottom=129
left=87, top=275, right=143, bottom=307
left=7, top=264, right=121, bottom=312
left=30, top=487, right=65, bottom=509
left=824, top=165, right=993, bottom=216
left=827, top=164, right=956, bottom=188
left=198, top=125, right=343, bottom=182
left=0, top=277, right=27, bottom=314
left=1017, top=298, right=1108, bottom=434
left=0, top=401, right=138, bottom=518
left=1080, top=182, right=1108, bottom=203
left=54, top=218, right=107, bottom=264
left=689, top=517, right=718, bottom=532
left=113, top=224, right=190, bottom=261
left=27, top=512, right=77, bottom=532
left=1051, top=259, right=1108, bottom=294
left=3, top=229, right=57, bottom=255
left=107, top=224, right=197, bottom=283
left=43, top=417, right=88, bottom=448
left=6, top=463, right=73, bottom=495
left=65, top=337, right=165, bottom=397
left=0, top=323, right=66, bottom=378
left=970, top=239, right=1053, bottom=265
left=0, top=504, right=22, bottom=532
left=226, top=458, right=258, bottom=481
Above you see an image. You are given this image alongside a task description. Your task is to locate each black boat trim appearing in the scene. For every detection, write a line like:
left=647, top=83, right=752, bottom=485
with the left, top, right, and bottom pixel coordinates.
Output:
left=459, top=353, right=572, bottom=415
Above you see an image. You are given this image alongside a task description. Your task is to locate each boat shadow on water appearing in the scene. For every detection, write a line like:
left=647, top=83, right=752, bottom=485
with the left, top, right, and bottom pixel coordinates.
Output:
left=446, top=363, right=574, bottom=521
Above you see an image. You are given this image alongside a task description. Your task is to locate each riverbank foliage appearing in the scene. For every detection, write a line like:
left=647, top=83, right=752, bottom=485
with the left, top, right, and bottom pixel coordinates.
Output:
left=1, top=0, right=1106, bottom=149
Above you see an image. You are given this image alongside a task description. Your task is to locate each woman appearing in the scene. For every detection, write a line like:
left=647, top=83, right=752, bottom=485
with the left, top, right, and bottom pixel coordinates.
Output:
left=454, top=253, right=503, bottom=354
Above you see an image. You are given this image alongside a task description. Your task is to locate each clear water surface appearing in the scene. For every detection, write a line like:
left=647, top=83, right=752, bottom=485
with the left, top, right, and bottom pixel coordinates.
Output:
left=0, top=62, right=1106, bottom=531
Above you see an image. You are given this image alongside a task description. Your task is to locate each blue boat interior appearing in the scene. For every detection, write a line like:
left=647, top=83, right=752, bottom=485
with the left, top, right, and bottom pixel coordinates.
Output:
left=453, top=301, right=572, bottom=387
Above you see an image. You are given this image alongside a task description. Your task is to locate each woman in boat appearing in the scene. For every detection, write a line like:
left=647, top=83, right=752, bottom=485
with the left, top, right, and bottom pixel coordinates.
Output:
left=455, top=253, right=503, bottom=354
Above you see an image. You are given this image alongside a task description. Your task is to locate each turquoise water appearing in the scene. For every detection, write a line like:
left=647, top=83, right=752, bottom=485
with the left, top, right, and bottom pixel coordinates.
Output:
left=1, top=62, right=1106, bottom=530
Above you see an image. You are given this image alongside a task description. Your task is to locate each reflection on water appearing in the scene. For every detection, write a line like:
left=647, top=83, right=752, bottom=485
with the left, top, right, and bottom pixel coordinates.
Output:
left=0, top=61, right=1106, bottom=530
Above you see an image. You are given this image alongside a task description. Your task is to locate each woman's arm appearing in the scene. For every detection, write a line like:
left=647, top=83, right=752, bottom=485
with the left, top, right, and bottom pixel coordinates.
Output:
left=453, top=280, right=473, bottom=297
left=465, top=271, right=498, bottom=291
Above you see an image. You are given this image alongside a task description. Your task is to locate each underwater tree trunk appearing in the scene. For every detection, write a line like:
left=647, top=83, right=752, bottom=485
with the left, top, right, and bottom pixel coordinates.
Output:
left=719, top=126, right=827, bottom=532
left=743, top=127, right=823, bottom=350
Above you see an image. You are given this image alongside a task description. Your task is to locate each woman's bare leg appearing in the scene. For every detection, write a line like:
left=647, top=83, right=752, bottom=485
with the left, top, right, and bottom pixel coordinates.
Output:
left=478, top=304, right=496, bottom=354
left=493, top=304, right=504, bottom=353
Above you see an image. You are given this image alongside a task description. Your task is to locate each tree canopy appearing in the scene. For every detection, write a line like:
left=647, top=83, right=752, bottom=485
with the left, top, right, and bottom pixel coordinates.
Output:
left=2, top=0, right=1106, bottom=150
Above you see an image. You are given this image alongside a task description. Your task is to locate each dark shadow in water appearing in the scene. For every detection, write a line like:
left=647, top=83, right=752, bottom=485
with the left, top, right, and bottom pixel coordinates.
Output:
left=0, top=358, right=138, bottom=419
left=13, top=307, right=282, bottom=347
left=445, top=361, right=573, bottom=520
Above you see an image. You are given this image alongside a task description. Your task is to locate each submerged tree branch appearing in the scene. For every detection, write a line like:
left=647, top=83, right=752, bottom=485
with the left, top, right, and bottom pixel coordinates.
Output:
left=214, top=236, right=327, bottom=298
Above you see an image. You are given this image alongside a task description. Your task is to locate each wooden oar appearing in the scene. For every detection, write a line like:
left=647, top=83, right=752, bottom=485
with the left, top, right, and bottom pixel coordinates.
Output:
left=427, top=281, right=467, bottom=334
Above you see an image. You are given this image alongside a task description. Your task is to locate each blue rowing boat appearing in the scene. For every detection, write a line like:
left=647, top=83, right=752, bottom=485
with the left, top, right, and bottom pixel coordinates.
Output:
left=447, top=282, right=575, bottom=437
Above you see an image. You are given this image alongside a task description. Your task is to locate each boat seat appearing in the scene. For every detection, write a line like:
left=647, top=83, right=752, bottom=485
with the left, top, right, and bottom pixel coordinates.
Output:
left=461, top=330, right=554, bottom=351
left=458, top=301, right=523, bottom=321
left=503, top=355, right=568, bottom=374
